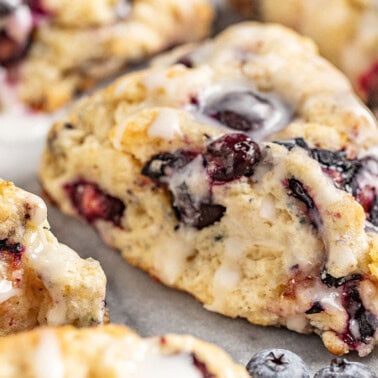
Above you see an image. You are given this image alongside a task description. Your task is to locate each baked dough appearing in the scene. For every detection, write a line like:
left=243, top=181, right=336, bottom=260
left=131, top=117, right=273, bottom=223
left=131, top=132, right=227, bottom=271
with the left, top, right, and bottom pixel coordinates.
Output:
left=229, top=0, right=378, bottom=113
left=0, top=179, right=106, bottom=335
left=0, top=0, right=213, bottom=111
left=40, top=23, right=378, bottom=356
left=0, top=324, right=249, bottom=377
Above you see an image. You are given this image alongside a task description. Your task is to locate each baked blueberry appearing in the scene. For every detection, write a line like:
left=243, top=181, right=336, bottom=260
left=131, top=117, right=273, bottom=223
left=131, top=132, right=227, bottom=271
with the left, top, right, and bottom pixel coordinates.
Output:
left=314, top=358, right=377, bottom=378
left=64, top=181, right=125, bottom=226
left=141, top=150, right=198, bottom=181
left=172, top=183, right=225, bottom=230
left=201, top=90, right=292, bottom=139
left=359, top=62, right=378, bottom=111
left=246, top=349, right=310, bottom=378
left=0, top=239, right=23, bottom=254
left=204, top=133, right=261, bottom=182
left=342, top=280, right=378, bottom=347
left=0, top=0, right=19, bottom=16
left=192, top=353, right=214, bottom=378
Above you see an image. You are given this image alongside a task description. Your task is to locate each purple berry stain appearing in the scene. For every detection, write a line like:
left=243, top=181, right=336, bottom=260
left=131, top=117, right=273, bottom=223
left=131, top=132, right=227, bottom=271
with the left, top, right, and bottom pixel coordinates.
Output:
left=64, top=180, right=125, bottom=227
left=142, top=133, right=262, bottom=229
left=204, top=133, right=261, bottom=183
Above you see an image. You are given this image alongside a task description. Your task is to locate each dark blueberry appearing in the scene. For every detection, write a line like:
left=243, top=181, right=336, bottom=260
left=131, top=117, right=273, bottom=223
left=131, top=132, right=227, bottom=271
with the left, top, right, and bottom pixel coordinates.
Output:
left=369, top=196, right=378, bottom=227
left=274, top=138, right=309, bottom=151
left=0, top=30, right=31, bottom=66
left=172, top=183, right=225, bottom=230
left=359, top=62, right=378, bottom=111
left=192, top=354, right=215, bottom=378
left=320, top=269, right=362, bottom=288
left=351, top=157, right=378, bottom=224
left=176, top=54, right=194, bottom=68
left=341, top=280, right=378, bottom=347
left=287, top=178, right=314, bottom=210
left=204, top=133, right=261, bottom=182
left=314, top=358, right=377, bottom=378
left=305, top=301, right=323, bottom=314
left=64, top=181, right=125, bottom=226
left=202, top=90, right=292, bottom=137
left=142, top=150, right=198, bottom=181
left=246, top=349, right=309, bottom=378
left=0, top=239, right=23, bottom=254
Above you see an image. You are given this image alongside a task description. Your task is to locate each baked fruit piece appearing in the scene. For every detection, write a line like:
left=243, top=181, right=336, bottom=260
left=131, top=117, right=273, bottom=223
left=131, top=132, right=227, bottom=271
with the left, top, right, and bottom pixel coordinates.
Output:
left=228, top=0, right=378, bottom=114
left=0, top=179, right=106, bottom=335
left=40, top=24, right=378, bottom=356
left=0, top=0, right=213, bottom=111
left=0, top=324, right=249, bottom=377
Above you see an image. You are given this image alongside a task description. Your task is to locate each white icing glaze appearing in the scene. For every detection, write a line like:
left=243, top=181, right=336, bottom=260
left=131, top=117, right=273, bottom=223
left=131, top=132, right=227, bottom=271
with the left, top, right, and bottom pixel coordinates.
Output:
left=23, top=227, right=84, bottom=325
left=34, top=331, right=64, bottom=378
left=168, top=156, right=209, bottom=205
left=297, top=279, right=344, bottom=313
left=195, top=80, right=293, bottom=141
left=153, top=232, right=194, bottom=285
left=104, top=337, right=202, bottom=378
left=259, top=195, right=276, bottom=221
left=0, top=279, right=20, bottom=303
left=5, top=4, right=33, bottom=44
left=206, top=237, right=245, bottom=312
left=142, top=66, right=213, bottom=106
left=148, top=108, right=182, bottom=140
left=286, top=315, right=309, bottom=333
left=16, top=189, right=47, bottom=227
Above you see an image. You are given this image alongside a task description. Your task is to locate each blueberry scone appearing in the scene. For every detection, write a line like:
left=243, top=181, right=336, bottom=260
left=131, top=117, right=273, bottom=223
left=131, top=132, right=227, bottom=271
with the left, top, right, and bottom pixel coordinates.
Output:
left=150, top=22, right=377, bottom=150
left=40, top=24, right=378, bottom=356
left=0, top=324, right=250, bottom=377
left=0, top=179, right=106, bottom=335
left=228, top=0, right=378, bottom=113
left=0, top=0, right=213, bottom=112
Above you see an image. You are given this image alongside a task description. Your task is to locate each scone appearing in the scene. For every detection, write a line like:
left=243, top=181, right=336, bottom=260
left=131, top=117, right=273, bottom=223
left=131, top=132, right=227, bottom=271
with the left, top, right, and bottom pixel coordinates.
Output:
left=0, top=179, right=106, bottom=334
left=229, top=0, right=378, bottom=113
left=40, top=24, right=378, bottom=356
left=150, top=22, right=377, bottom=150
left=0, top=0, right=213, bottom=111
left=0, top=324, right=249, bottom=377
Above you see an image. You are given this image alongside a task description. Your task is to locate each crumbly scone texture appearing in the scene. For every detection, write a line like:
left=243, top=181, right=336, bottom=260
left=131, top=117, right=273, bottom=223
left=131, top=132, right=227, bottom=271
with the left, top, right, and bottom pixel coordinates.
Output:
left=40, top=24, right=378, bottom=356
left=229, top=0, right=378, bottom=110
left=0, top=180, right=106, bottom=335
left=0, top=324, right=249, bottom=377
left=12, top=0, right=213, bottom=111
left=151, top=22, right=377, bottom=150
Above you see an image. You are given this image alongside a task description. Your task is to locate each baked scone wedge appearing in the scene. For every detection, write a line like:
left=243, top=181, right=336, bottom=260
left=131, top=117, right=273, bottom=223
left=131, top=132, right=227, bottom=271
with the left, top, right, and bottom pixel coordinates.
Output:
left=150, top=22, right=377, bottom=150
left=0, top=0, right=213, bottom=111
left=228, top=0, right=378, bottom=114
left=40, top=24, right=378, bottom=356
left=0, top=179, right=106, bottom=334
left=0, top=324, right=249, bottom=377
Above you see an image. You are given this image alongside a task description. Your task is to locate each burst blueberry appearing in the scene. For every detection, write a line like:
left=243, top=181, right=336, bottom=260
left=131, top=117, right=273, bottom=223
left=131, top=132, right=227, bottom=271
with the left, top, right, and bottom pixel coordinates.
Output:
left=64, top=181, right=125, bottom=226
left=203, top=91, right=278, bottom=133
left=204, top=133, right=261, bottom=182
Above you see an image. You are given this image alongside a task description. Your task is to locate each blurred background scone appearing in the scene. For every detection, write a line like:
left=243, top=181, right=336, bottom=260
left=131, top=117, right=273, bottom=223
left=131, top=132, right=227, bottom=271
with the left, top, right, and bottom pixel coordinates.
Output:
left=229, top=0, right=378, bottom=114
left=0, top=0, right=213, bottom=112
left=0, top=324, right=250, bottom=377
